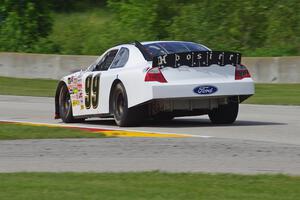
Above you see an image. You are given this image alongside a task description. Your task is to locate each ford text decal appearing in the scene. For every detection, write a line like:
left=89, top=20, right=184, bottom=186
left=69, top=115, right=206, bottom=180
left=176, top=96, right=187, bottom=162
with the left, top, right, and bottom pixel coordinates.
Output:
left=193, top=85, right=218, bottom=95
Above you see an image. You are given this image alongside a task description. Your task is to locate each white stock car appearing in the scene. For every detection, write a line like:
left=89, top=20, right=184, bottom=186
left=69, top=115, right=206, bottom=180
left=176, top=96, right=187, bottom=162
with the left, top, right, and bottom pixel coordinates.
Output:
left=55, top=41, right=254, bottom=126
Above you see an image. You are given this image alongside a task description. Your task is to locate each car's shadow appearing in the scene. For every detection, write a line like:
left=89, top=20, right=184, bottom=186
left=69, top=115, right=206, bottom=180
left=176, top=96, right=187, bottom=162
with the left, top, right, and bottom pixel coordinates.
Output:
left=83, top=118, right=286, bottom=128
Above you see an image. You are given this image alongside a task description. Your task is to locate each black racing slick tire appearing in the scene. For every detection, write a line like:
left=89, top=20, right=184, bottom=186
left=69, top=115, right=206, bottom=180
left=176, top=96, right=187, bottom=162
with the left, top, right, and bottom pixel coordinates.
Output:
left=208, top=102, right=239, bottom=124
left=112, top=83, right=145, bottom=127
left=58, top=84, right=84, bottom=123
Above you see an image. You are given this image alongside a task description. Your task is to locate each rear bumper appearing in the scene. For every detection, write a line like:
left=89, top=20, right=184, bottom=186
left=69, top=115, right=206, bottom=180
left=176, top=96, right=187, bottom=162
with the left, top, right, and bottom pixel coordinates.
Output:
left=152, top=79, right=254, bottom=99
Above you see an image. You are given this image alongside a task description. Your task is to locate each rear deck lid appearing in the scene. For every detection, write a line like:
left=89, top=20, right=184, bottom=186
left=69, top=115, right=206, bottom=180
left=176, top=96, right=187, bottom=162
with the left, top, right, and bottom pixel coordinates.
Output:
left=152, top=51, right=241, bottom=83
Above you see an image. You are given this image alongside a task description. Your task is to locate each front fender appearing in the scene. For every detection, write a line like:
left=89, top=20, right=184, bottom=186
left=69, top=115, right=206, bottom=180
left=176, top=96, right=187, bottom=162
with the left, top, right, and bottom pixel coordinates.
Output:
left=54, top=80, right=67, bottom=119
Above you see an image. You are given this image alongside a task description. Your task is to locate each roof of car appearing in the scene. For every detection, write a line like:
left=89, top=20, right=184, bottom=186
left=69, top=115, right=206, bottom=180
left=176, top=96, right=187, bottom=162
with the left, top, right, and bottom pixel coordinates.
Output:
left=140, top=41, right=211, bottom=51
left=141, top=41, right=195, bottom=45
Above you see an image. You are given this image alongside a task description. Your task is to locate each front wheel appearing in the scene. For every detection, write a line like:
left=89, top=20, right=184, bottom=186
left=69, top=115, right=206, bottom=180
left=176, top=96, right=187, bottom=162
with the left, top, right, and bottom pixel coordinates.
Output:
left=112, top=83, right=145, bottom=127
left=58, top=84, right=84, bottom=123
left=208, top=102, right=239, bottom=124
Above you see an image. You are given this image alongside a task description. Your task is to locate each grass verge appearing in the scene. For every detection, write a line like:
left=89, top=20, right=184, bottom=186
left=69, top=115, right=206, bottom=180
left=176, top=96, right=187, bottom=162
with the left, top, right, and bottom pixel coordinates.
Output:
left=244, top=83, right=300, bottom=105
left=0, top=123, right=104, bottom=140
left=0, top=76, right=57, bottom=97
left=0, top=172, right=299, bottom=200
left=1, top=76, right=300, bottom=105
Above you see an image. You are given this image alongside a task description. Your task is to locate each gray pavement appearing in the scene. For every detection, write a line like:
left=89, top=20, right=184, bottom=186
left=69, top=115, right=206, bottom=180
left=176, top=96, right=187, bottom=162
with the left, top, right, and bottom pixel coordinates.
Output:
left=0, top=95, right=300, bottom=174
left=1, top=138, right=300, bottom=174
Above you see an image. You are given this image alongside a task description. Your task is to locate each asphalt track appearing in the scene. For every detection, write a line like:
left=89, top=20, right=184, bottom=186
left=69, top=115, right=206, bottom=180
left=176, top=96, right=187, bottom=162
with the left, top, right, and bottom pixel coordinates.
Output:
left=1, top=95, right=300, bottom=174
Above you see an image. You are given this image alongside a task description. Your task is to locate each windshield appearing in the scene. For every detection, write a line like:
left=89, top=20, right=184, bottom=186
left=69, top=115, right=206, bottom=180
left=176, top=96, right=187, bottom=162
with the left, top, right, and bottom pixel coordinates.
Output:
left=144, top=42, right=209, bottom=57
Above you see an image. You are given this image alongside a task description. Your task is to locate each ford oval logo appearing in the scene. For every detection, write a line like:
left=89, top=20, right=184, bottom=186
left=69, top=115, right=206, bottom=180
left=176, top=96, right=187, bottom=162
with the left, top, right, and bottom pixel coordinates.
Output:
left=193, top=85, right=218, bottom=95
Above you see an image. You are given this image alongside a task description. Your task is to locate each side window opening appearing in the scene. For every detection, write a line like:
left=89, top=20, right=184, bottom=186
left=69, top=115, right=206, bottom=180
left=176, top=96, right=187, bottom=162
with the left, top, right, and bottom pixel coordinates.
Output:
left=110, top=47, right=129, bottom=69
left=94, top=49, right=118, bottom=71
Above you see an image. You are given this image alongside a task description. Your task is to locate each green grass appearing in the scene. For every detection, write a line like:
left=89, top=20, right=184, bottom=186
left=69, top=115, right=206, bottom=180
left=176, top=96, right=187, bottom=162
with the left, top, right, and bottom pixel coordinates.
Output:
left=0, top=123, right=104, bottom=140
left=244, top=84, right=300, bottom=105
left=1, top=76, right=300, bottom=105
left=0, top=172, right=299, bottom=200
left=0, top=76, right=57, bottom=97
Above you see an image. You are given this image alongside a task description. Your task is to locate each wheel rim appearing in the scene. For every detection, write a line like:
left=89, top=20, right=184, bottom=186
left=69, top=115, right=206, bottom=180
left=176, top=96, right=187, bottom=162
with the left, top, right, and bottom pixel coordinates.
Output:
left=115, top=92, right=125, bottom=118
left=60, top=87, right=71, bottom=116
left=64, top=93, right=71, bottom=115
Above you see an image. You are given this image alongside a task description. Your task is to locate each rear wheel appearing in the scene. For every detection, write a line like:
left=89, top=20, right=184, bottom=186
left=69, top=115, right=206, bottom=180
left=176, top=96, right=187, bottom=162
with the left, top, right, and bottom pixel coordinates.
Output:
left=112, top=83, right=145, bottom=127
left=59, top=84, right=84, bottom=123
left=208, top=102, right=239, bottom=124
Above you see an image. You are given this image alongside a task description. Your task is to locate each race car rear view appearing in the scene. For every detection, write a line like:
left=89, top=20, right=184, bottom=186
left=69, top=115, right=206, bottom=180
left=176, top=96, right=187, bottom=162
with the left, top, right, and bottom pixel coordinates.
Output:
left=55, top=41, right=254, bottom=126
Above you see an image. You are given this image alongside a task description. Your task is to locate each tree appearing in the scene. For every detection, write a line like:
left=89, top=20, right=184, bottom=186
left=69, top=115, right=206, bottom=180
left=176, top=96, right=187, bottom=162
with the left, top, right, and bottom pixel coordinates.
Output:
left=51, top=0, right=106, bottom=12
left=168, top=0, right=300, bottom=55
left=0, top=0, right=52, bottom=52
left=105, top=0, right=183, bottom=43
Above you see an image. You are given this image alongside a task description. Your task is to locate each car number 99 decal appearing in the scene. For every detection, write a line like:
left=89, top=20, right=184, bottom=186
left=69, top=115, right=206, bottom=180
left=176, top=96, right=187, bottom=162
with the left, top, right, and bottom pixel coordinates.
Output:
left=85, top=74, right=100, bottom=109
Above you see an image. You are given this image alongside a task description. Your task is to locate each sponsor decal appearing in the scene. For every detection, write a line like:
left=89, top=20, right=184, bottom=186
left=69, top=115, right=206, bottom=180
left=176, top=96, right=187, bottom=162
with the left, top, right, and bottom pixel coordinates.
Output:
left=73, top=77, right=78, bottom=84
left=73, top=88, right=78, bottom=94
left=67, top=75, right=85, bottom=108
left=193, top=85, right=218, bottom=95
left=153, top=51, right=241, bottom=68
left=72, top=100, right=80, bottom=106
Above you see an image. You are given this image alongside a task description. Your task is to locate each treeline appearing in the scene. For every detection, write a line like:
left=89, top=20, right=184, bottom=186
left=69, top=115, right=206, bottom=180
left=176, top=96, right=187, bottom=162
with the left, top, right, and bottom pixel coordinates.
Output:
left=106, top=0, right=300, bottom=56
left=51, top=0, right=106, bottom=12
left=0, top=0, right=299, bottom=56
left=0, top=0, right=53, bottom=52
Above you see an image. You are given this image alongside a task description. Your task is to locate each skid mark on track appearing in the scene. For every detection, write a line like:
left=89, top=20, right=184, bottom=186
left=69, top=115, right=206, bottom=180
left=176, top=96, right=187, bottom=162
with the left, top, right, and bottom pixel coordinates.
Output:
left=0, top=120, right=213, bottom=138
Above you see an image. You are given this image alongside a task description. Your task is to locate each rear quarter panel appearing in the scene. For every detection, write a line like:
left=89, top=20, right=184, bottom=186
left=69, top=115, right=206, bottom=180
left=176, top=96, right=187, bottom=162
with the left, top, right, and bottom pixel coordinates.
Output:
left=117, top=47, right=154, bottom=108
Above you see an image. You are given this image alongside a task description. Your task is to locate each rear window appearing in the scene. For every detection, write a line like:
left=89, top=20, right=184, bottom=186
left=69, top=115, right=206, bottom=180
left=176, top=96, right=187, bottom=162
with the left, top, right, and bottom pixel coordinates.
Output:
left=144, top=42, right=209, bottom=57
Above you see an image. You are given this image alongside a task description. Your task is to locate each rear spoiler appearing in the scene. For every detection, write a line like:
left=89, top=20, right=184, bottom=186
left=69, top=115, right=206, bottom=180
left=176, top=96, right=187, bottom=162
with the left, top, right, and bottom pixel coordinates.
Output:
left=134, top=41, right=152, bottom=61
left=152, top=51, right=241, bottom=68
left=134, top=41, right=241, bottom=68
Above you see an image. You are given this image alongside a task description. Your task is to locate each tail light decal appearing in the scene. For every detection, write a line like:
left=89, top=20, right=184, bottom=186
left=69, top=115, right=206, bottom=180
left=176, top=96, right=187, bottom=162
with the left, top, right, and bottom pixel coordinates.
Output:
left=144, top=67, right=167, bottom=83
left=235, top=64, right=251, bottom=80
